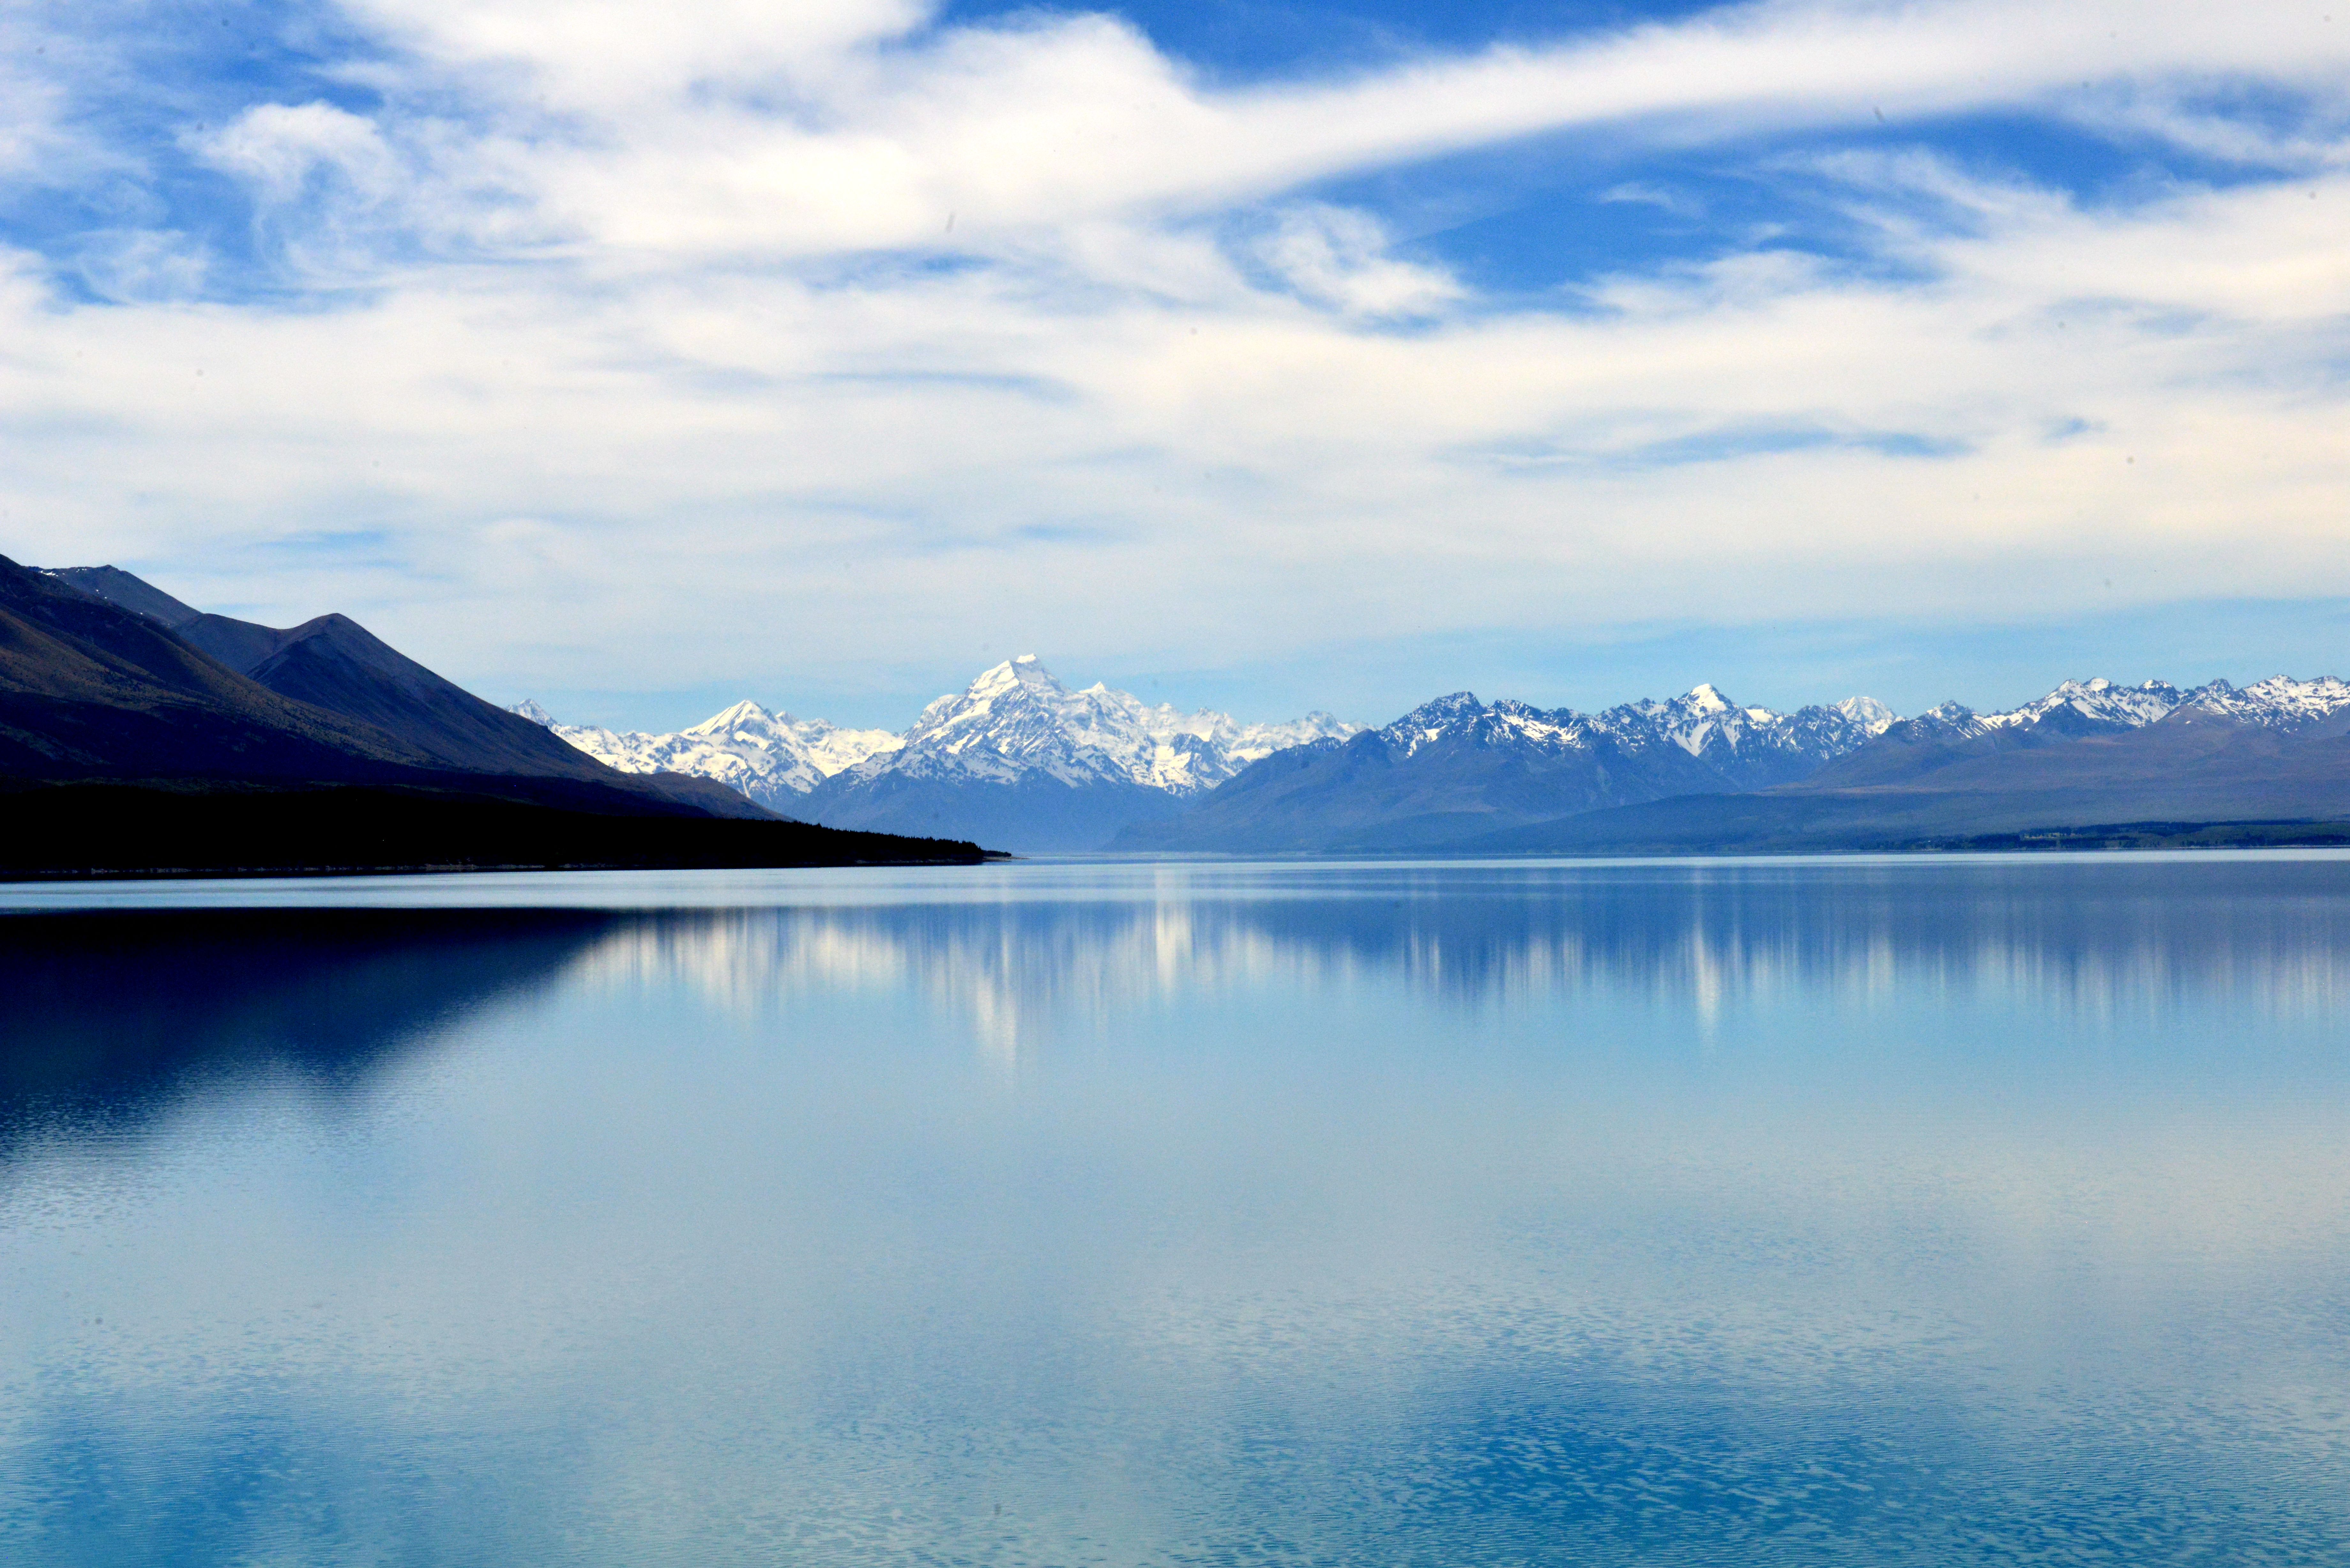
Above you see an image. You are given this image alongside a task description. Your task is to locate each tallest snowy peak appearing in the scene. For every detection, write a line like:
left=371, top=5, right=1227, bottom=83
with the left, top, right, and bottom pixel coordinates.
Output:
left=1686, top=683, right=1730, bottom=712
left=967, top=654, right=1063, bottom=700
left=687, top=699, right=778, bottom=736
left=839, top=657, right=1362, bottom=798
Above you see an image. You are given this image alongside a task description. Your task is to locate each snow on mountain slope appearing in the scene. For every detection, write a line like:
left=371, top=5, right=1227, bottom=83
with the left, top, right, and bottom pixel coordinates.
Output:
left=513, top=664, right=2350, bottom=851
left=513, top=699, right=901, bottom=810
left=1373, top=683, right=1894, bottom=791
left=1119, top=682, right=1900, bottom=854
left=1980, top=678, right=2185, bottom=731
left=824, top=656, right=1359, bottom=797
left=1834, top=696, right=1899, bottom=733
left=1880, top=675, right=2350, bottom=745
left=2184, top=675, right=2350, bottom=729
left=515, top=659, right=1356, bottom=835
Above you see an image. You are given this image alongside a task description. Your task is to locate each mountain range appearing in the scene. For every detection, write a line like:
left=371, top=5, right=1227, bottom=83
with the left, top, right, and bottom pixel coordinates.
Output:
left=521, top=655, right=1356, bottom=851
left=19, top=554, right=2346, bottom=862
left=1117, top=684, right=1895, bottom=852
left=527, top=699, right=904, bottom=810
left=527, top=664, right=2350, bottom=855
left=1148, top=675, right=2350, bottom=854
left=1487, top=674, right=2350, bottom=856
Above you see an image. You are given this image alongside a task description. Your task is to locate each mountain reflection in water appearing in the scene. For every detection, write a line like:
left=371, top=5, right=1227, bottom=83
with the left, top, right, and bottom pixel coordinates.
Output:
left=569, top=857, right=2350, bottom=1048
left=0, top=909, right=622, bottom=1150
left=2, top=857, right=2346, bottom=1566
left=11, top=858, right=2350, bottom=1096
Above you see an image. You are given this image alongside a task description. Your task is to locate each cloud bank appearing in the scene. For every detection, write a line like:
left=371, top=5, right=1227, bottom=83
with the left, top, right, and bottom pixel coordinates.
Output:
left=0, top=0, right=2346, bottom=720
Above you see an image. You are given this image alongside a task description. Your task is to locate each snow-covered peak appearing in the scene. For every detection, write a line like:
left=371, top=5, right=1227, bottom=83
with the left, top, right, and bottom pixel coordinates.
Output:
left=1983, top=678, right=2182, bottom=731
left=2185, top=674, right=2350, bottom=729
left=686, top=699, right=782, bottom=738
left=1871, top=672, right=2350, bottom=746
left=845, top=660, right=1363, bottom=796
left=1380, top=692, right=1482, bottom=748
left=1864, top=700, right=1983, bottom=745
left=512, top=698, right=556, bottom=727
left=1834, top=696, right=1898, bottom=735
left=521, top=698, right=901, bottom=807
left=963, top=654, right=1058, bottom=703
left=1368, top=684, right=1894, bottom=786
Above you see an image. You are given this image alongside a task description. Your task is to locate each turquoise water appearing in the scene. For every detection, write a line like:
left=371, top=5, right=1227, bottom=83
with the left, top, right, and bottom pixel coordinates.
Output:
left=3, top=856, right=2347, bottom=1564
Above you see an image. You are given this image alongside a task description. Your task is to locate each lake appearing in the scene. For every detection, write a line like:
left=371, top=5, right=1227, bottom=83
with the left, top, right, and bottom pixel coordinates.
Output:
left=3, top=855, right=2347, bottom=1565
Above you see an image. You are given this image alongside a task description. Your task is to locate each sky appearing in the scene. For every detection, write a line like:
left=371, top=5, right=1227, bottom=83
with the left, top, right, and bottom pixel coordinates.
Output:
left=1, top=0, right=2346, bottom=731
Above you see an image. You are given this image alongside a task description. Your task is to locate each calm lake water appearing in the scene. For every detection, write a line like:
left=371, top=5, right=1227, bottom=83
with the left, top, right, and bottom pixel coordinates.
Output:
left=3, top=855, right=2347, bottom=1565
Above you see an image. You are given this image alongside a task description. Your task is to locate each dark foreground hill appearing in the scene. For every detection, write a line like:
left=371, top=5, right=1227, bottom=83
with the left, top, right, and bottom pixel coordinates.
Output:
left=42, top=562, right=747, bottom=813
left=0, top=783, right=984, bottom=880
left=1, top=556, right=988, bottom=875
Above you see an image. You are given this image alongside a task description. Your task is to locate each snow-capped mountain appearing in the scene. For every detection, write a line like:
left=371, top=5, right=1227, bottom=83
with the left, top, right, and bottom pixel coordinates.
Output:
left=1512, top=669, right=2350, bottom=856
left=2178, top=675, right=2350, bottom=730
left=829, top=656, right=1355, bottom=795
left=1884, top=675, right=2350, bottom=746
left=513, top=699, right=901, bottom=810
left=802, top=656, right=1361, bottom=851
left=519, top=658, right=1359, bottom=847
left=1980, top=677, right=2183, bottom=732
left=516, top=663, right=2350, bottom=854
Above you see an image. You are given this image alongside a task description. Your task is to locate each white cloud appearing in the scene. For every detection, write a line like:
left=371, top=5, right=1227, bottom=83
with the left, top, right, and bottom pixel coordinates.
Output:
left=4, top=0, right=2350, bottom=710
left=197, top=102, right=402, bottom=206
left=343, top=0, right=930, bottom=107
left=249, top=0, right=2350, bottom=264
left=1260, top=206, right=1460, bottom=318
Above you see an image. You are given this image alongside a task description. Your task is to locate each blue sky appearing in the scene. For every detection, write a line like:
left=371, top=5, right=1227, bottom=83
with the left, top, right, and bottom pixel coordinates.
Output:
left=2, top=0, right=2347, bottom=730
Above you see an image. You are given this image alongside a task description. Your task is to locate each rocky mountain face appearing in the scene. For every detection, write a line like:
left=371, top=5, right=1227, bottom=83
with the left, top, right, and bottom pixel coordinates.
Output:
left=1118, top=683, right=1897, bottom=853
